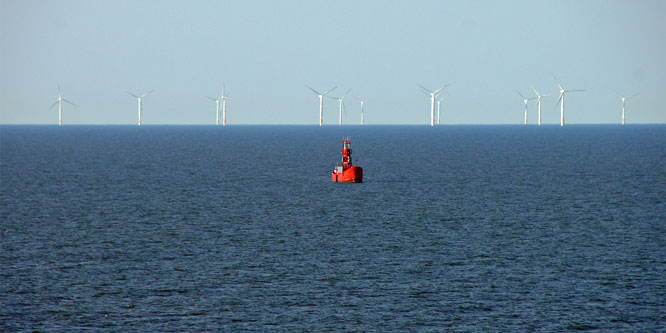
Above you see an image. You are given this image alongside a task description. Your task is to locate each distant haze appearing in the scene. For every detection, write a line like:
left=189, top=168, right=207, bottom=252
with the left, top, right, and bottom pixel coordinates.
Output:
left=1, top=0, right=664, bottom=125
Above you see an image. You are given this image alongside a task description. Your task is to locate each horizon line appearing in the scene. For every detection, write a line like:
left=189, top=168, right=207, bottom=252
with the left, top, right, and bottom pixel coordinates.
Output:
left=1, top=123, right=665, bottom=126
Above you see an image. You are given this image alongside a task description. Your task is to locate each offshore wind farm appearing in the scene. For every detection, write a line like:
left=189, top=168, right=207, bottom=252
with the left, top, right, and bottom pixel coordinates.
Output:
left=41, top=77, right=638, bottom=127
left=2, top=1, right=662, bottom=125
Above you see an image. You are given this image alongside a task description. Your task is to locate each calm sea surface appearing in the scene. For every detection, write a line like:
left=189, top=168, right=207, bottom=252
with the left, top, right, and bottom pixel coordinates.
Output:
left=1, top=125, right=665, bottom=331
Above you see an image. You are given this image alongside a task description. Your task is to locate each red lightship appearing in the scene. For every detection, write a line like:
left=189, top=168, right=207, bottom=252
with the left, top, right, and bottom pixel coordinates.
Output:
left=332, top=138, right=363, bottom=183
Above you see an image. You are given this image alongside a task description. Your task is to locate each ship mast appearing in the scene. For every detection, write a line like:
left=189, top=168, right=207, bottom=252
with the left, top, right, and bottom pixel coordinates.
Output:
left=341, top=137, right=352, bottom=169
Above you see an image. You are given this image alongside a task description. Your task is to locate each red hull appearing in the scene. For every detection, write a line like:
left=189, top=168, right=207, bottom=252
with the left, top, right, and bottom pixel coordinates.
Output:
left=332, top=138, right=362, bottom=183
left=332, top=166, right=363, bottom=183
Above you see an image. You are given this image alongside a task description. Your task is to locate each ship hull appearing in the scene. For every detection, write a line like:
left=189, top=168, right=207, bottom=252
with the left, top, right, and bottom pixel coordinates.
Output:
left=332, top=166, right=363, bottom=183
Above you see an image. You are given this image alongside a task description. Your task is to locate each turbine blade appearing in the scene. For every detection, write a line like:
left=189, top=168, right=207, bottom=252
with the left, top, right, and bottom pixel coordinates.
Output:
left=565, top=89, right=585, bottom=92
left=49, top=101, right=59, bottom=109
left=141, top=90, right=153, bottom=98
left=531, top=85, right=539, bottom=97
left=206, top=96, right=218, bottom=101
left=553, top=93, right=563, bottom=110
left=305, top=85, right=321, bottom=95
left=222, top=81, right=225, bottom=98
left=516, top=90, right=526, bottom=99
left=553, top=74, right=563, bottom=90
left=435, top=84, right=451, bottom=97
left=343, top=100, right=348, bottom=116
left=127, top=91, right=139, bottom=98
left=63, top=99, right=76, bottom=107
left=58, top=82, right=61, bottom=94
left=629, top=93, right=639, bottom=99
left=342, top=88, right=352, bottom=100
left=322, top=86, right=337, bottom=96
left=417, top=84, right=432, bottom=93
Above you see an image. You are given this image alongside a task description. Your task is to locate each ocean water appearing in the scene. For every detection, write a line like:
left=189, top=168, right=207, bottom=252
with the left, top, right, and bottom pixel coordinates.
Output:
left=1, top=124, right=664, bottom=331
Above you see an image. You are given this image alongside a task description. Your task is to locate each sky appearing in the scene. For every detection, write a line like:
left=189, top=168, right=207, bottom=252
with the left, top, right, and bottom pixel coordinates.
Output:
left=1, top=0, right=664, bottom=125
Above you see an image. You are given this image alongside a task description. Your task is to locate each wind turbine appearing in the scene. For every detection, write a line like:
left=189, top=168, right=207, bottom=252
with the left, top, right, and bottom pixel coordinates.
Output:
left=418, top=84, right=450, bottom=126
left=49, top=83, right=76, bottom=125
left=205, top=95, right=221, bottom=125
left=517, top=90, right=536, bottom=125
left=620, top=94, right=638, bottom=125
left=220, top=81, right=229, bottom=126
left=553, top=76, right=585, bottom=127
left=306, top=85, right=336, bottom=126
left=328, top=88, right=352, bottom=126
left=532, top=86, right=551, bottom=126
left=127, top=90, right=152, bottom=126
left=353, top=95, right=366, bottom=125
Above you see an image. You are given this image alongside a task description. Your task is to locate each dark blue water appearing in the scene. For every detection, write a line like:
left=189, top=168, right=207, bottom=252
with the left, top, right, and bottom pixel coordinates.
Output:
left=1, top=125, right=665, bottom=331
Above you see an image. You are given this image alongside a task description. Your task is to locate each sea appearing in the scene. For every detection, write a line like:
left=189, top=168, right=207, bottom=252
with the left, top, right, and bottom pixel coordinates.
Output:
left=1, top=124, right=664, bottom=331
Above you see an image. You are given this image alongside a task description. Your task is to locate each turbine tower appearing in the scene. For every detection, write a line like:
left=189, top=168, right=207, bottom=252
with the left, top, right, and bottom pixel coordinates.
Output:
left=532, top=86, right=551, bottom=126
left=49, top=83, right=76, bottom=125
left=353, top=96, right=366, bottom=125
left=418, top=84, right=449, bottom=126
left=221, top=81, right=229, bottom=126
left=553, top=76, right=585, bottom=127
left=127, top=90, right=152, bottom=126
left=328, top=88, right=352, bottom=126
left=436, top=93, right=449, bottom=125
left=517, top=90, right=536, bottom=125
left=306, top=85, right=336, bottom=126
left=620, top=94, right=638, bottom=125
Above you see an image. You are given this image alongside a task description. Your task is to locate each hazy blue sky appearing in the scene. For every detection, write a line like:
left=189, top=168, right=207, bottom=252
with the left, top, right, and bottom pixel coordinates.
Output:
left=1, top=0, right=664, bottom=124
